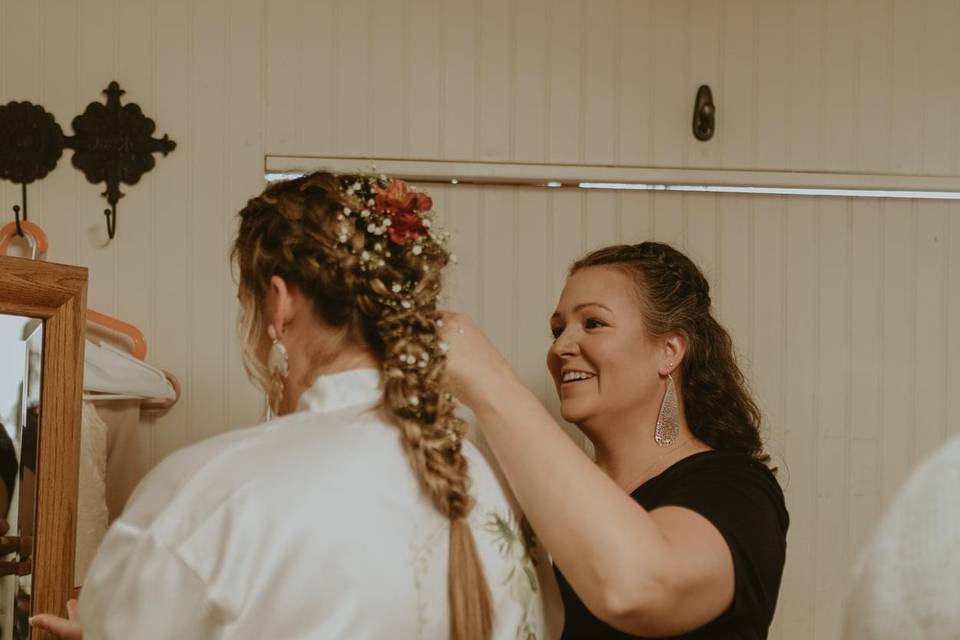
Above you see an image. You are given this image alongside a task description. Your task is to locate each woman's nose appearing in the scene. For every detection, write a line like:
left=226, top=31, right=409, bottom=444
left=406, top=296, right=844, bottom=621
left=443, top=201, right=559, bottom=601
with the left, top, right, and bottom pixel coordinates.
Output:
left=549, top=330, right=579, bottom=358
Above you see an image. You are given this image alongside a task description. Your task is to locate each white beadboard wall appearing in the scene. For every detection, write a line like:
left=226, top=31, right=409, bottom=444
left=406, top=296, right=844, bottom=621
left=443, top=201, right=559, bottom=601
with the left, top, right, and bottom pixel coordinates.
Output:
left=1, top=2, right=960, bottom=639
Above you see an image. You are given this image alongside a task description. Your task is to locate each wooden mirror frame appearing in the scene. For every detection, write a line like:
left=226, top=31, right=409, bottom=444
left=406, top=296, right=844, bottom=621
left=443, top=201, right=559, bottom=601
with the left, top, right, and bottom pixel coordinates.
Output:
left=0, top=255, right=86, bottom=633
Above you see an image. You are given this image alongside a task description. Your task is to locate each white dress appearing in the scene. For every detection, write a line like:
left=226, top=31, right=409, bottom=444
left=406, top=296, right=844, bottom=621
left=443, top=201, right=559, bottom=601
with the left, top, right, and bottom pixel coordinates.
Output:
left=74, top=402, right=109, bottom=584
left=79, top=368, right=563, bottom=639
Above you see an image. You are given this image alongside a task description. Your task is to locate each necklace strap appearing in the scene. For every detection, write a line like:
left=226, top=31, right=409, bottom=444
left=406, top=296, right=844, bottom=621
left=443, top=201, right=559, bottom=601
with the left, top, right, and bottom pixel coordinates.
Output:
left=620, top=437, right=694, bottom=492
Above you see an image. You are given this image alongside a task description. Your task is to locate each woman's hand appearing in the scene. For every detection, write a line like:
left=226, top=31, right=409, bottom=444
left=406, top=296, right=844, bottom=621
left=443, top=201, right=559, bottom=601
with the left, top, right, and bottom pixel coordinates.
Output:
left=439, top=311, right=517, bottom=410
left=30, top=598, right=82, bottom=640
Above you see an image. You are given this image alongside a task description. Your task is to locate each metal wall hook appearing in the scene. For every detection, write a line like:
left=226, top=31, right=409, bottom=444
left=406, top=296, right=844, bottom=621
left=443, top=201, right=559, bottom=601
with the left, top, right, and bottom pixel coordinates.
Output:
left=12, top=183, right=27, bottom=236
left=66, top=81, right=176, bottom=243
left=104, top=203, right=117, bottom=239
left=692, top=85, right=716, bottom=141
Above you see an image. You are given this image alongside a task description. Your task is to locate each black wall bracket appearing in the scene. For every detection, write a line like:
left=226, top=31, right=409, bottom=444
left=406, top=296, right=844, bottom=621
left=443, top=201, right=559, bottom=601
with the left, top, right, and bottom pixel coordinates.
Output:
left=0, top=81, right=176, bottom=242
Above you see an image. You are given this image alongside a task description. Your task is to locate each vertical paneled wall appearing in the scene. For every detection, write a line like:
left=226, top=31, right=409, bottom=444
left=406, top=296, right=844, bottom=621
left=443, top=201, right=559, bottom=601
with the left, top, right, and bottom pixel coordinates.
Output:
left=0, top=0, right=267, bottom=468
left=2, top=2, right=960, bottom=639
left=259, top=0, right=960, bottom=175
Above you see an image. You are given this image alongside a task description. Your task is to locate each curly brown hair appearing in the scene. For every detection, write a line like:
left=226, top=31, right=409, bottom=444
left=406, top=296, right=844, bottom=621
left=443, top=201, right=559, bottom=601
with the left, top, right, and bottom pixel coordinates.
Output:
left=571, top=242, right=768, bottom=465
left=231, top=171, right=493, bottom=640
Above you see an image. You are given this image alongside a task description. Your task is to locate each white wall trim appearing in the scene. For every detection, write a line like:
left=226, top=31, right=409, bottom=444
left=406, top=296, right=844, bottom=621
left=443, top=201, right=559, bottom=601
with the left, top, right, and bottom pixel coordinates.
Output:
left=266, top=155, right=960, bottom=196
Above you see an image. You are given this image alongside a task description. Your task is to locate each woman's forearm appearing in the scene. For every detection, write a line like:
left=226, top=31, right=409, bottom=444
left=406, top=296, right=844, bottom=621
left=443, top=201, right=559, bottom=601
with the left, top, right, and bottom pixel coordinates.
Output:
left=469, top=372, right=671, bottom=618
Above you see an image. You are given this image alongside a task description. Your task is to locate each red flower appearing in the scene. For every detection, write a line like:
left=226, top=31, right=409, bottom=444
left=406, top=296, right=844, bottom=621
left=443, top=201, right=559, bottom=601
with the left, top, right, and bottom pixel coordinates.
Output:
left=374, top=179, right=431, bottom=244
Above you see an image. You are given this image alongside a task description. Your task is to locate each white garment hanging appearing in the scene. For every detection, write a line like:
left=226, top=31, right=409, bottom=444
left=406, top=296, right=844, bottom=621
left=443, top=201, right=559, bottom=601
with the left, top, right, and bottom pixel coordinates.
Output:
left=75, top=402, right=109, bottom=585
left=82, top=340, right=175, bottom=401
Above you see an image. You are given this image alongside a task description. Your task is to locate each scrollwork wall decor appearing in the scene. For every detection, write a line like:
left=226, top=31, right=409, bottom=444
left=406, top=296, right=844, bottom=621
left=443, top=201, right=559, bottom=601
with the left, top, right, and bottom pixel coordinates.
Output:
left=65, top=81, right=176, bottom=239
left=0, top=81, right=176, bottom=242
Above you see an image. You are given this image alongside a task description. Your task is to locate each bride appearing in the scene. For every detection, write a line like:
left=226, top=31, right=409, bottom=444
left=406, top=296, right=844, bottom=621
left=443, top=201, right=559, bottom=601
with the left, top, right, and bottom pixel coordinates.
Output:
left=32, top=172, right=561, bottom=640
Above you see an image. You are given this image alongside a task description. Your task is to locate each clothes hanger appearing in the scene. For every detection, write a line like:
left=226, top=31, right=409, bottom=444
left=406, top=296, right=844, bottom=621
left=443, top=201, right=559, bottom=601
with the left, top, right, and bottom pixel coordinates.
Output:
left=0, top=220, right=148, bottom=360
left=1, top=218, right=178, bottom=407
left=0, top=220, right=48, bottom=259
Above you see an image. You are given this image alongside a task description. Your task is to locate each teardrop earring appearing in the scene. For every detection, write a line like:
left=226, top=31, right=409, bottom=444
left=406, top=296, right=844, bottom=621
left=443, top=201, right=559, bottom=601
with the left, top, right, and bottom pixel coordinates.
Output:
left=266, top=325, right=289, bottom=419
left=655, top=373, right=680, bottom=446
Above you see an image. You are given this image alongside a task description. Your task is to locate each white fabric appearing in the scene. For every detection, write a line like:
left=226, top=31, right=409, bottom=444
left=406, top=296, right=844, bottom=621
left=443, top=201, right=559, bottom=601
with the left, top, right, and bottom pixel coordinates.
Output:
left=82, top=341, right=175, bottom=401
left=843, top=435, right=960, bottom=638
left=75, top=403, right=109, bottom=585
left=79, top=368, right=563, bottom=639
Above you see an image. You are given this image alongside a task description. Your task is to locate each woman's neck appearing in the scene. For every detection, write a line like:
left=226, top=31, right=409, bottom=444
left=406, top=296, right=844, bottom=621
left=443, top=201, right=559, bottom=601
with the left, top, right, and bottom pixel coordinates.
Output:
left=590, top=413, right=706, bottom=492
left=280, top=345, right=379, bottom=415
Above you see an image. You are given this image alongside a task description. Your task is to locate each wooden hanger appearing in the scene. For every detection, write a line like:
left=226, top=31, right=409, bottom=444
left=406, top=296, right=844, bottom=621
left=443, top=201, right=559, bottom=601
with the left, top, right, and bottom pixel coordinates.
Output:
left=0, top=220, right=48, bottom=259
left=0, top=220, right=148, bottom=360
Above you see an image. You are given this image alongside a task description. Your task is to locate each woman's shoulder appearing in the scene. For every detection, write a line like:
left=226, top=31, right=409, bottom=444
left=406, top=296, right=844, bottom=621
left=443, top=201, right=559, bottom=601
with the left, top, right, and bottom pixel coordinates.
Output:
left=664, top=449, right=781, bottom=487
left=642, top=449, right=788, bottom=528
left=120, top=410, right=387, bottom=523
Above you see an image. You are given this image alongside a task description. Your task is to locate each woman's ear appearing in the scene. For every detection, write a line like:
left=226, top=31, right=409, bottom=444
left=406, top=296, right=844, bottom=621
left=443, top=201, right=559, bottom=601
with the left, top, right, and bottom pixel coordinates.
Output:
left=266, top=276, right=295, bottom=339
left=660, top=332, right=688, bottom=376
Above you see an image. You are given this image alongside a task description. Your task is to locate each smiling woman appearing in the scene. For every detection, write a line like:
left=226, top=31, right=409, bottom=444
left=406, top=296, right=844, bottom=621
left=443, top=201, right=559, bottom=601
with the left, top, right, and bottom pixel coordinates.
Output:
left=442, top=241, right=788, bottom=639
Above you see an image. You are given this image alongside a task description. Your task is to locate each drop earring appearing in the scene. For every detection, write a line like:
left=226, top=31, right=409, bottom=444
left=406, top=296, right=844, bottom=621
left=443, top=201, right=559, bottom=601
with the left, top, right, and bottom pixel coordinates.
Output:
left=266, top=324, right=289, bottom=419
left=655, top=373, right=680, bottom=446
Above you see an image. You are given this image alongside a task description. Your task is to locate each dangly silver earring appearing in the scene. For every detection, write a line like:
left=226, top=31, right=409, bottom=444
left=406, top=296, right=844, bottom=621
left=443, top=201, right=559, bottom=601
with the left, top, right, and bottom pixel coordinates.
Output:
left=266, top=325, right=289, bottom=419
left=655, top=372, right=680, bottom=446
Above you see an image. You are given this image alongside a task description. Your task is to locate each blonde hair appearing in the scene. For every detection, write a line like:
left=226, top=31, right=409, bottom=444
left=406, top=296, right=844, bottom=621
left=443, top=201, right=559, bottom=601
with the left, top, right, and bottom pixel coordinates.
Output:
left=230, top=171, right=493, bottom=640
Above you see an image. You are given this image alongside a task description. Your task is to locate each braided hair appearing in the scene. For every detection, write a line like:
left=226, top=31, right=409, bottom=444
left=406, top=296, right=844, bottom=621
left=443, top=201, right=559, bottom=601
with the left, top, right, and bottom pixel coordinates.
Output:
left=571, top=242, right=768, bottom=465
left=231, top=171, right=493, bottom=640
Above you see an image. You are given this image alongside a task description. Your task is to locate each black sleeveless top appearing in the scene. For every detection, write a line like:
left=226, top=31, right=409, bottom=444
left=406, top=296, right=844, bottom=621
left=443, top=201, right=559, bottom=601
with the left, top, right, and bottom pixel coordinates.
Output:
left=555, top=450, right=789, bottom=639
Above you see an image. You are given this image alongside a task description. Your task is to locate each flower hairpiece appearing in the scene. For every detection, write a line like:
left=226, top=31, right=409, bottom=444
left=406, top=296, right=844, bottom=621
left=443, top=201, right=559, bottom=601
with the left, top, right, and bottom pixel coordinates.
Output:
left=334, top=174, right=451, bottom=261
left=331, top=173, right=455, bottom=314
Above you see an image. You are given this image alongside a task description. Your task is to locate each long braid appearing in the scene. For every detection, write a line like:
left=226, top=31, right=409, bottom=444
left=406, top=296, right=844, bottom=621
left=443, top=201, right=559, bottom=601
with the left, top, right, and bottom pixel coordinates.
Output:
left=232, top=171, right=493, bottom=640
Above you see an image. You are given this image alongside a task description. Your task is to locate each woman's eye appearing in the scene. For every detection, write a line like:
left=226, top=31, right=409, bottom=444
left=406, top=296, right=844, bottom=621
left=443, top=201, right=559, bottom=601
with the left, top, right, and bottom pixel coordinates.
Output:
left=585, top=318, right=606, bottom=330
left=550, top=326, right=563, bottom=339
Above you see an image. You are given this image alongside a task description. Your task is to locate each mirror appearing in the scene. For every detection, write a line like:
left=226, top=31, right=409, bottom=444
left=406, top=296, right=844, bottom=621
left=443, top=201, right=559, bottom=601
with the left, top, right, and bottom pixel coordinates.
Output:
left=0, top=256, right=86, bottom=640
left=0, top=315, right=42, bottom=639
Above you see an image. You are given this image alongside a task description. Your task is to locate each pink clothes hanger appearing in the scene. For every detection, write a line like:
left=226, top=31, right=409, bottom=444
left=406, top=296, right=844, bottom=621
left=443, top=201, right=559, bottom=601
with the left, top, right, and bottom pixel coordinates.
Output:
left=0, top=220, right=149, bottom=361
left=0, top=220, right=48, bottom=258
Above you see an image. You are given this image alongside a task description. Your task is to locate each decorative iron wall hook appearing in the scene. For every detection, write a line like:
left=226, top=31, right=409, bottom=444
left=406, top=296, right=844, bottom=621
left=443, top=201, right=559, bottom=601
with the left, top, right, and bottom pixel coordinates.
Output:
left=692, top=85, right=716, bottom=142
left=64, top=81, right=176, bottom=240
left=0, top=101, right=64, bottom=236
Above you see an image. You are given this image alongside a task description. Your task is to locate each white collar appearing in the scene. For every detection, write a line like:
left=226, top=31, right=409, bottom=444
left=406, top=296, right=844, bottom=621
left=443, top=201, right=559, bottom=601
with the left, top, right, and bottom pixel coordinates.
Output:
left=295, top=368, right=382, bottom=415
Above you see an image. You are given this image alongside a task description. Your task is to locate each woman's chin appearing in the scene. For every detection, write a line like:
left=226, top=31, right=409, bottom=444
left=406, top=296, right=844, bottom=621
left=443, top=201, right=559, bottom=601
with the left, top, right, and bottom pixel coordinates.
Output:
left=559, top=403, right=591, bottom=426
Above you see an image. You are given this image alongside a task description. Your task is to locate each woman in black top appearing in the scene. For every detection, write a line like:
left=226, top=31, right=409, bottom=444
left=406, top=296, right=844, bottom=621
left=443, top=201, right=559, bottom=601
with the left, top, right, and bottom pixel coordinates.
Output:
left=444, top=242, right=788, bottom=638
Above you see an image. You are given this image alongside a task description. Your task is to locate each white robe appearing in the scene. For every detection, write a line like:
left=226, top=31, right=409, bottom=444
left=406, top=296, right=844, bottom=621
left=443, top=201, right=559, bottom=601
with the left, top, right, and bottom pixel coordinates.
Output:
left=79, top=369, right=563, bottom=639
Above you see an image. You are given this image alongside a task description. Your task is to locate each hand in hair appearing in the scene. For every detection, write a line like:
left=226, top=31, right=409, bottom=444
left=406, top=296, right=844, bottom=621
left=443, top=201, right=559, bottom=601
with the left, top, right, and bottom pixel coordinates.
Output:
left=30, top=599, right=83, bottom=640
left=439, top=311, right=518, bottom=412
